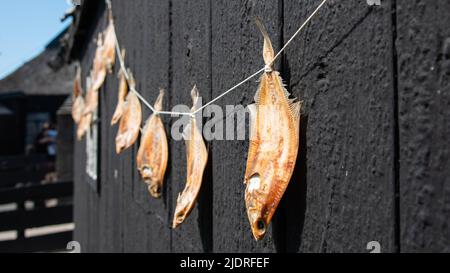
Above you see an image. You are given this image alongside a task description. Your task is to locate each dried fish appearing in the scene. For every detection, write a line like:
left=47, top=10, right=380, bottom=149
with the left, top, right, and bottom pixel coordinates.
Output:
left=77, top=76, right=94, bottom=140
left=102, top=15, right=116, bottom=74
left=83, top=70, right=98, bottom=115
left=77, top=112, right=93, bottom=141
left=72, top=64, right=85, bottom=124
left=115, top=73, right=142, bottom=154
left=91, top=33, right=107, bottom=92
left=136, top=89, right=169, bottom=198
left=172, top=86, right=208, bottom=229
left=244, top=19, right=301, bottom=241
left=111, top=50, right=128, bottom=126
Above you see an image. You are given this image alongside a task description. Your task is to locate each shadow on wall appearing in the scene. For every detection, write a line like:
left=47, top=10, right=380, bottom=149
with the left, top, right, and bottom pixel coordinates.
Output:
left=197, top=135, right=214, bottom=253
left=271, top=113, right=308, bottom=253
left=269, top=5, right=377, bottom=253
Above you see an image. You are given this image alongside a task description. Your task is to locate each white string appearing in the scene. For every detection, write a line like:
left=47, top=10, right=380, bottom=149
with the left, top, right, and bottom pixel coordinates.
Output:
left=106, top=0, right=328, bottom=117
left=192, top=67, right=265, bottom=115
left=271, top=0, right=328, bottom=65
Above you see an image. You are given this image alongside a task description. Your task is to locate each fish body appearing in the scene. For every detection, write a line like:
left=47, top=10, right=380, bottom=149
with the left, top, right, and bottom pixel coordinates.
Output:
left=72, top=96, right=85, bottom=125
left=91, top=34, right=107, bottom=92
left=83, top=70, right=99, bottom=115
left=244, top=19, right=301, bottom=241
left=136, top=89, right=169, bottom=198
left=102, top=18, right=116, bottom=74
left=77, top=76, right=94, bottom=140
left=77, top=112, right=93, bottom=141
left=72, top=64, right=85, bottom=124
left=115, top=74, right=142, bottom=154
left=111, top=52, right=128, bottom=126
left=172, top=86, right=208, bottom=229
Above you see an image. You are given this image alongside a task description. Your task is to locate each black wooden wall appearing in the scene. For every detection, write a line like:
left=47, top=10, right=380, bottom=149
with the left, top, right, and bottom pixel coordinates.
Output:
left=73, top=0, right=450, bottom=253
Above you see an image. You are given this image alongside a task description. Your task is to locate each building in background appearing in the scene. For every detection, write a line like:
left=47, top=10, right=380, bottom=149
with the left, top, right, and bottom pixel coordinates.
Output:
left=0, top=29, right=74, bottom=156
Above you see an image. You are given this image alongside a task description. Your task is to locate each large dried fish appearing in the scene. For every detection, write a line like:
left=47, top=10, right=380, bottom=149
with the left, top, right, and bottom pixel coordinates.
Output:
left=102, top=15, right=116, bottom=74
left=244, top=19, right=301, bottom=241
left=111, top=51, right=128, bottom=126
left=72, top=64, right=85, bottom=124
left=136, top=89, right=169, bottom=198
left=91, top=33, right=107, bottom=92
left=115, top=73, right=142, bottom=154
left=172, top=86, right=208, bottom=229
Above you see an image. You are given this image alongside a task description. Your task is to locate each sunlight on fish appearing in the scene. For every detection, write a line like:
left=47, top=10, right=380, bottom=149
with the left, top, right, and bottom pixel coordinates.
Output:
left=244, top=18, right=301, bottom=241
left=136, top=89, right=169, bottom=198
left=172, top=86, right=208, bottom=229
left=115, top=72, right=142, bottom=154
left=111, top=50, right=128, bottom=126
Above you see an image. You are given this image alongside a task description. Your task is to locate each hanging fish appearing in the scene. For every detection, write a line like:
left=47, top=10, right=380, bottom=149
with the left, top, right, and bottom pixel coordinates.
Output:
left=72, top=63, right=85, bottom=124
left=83, top=70, right=99, bottom=115
left=244, top=18, right=301, bottom=241
left=91, top=33, right=107, bottom=92
left=136, top=89, right=169, bottom=198
left=111, top=50, right=128, bottom=126
left=77, top=75, right=94, bottom=140
left=77, top=112, right=93, bottom=141
left=115, top=72, right=142, bottom=154
left=102, top=12, right=116, bottom=74
left=172, top=86, right=208, bottom=229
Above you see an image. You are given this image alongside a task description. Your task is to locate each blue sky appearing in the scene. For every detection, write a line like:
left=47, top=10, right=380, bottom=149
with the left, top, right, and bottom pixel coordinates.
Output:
left=0, top=0, right=73, bottom=80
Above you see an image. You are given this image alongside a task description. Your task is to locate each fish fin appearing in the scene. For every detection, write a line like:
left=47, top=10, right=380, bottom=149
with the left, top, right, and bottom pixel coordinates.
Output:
left=253, top=74, right=267, bottom=105
left=190, top=85, right=200, bottom=111
left=110, top=103, right=123, bottom=125
left=254, top=17, right=275, bottom=68
left=290, top=100, right=302, bottom=124
left=154, top=89, right=165, bottom=112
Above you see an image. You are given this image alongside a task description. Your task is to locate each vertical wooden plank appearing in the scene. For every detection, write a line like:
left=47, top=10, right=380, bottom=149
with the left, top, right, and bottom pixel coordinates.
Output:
left=113, top=0, right=147, bottom=253
left=170, top=0, right=213, bottom=253
left=73, top=1, right=106, bottom=252
left=283, top=0, right=397, bottom=252
left=396, top=0, right=450, bottom=253
left=111, top=0, right=172, bottom=253
left=139, top=0, right=172, bottom=253
left=211, top=0, right=282, bottom=252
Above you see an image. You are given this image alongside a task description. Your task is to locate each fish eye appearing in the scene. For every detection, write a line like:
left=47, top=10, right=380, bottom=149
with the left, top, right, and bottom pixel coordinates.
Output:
left=256, top=219, right=266, bottom=232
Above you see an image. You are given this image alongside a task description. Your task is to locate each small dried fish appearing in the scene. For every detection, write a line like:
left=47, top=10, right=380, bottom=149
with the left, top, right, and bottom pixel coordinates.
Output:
left=77, top=112, right=93, bottom=141
left=72, top=64, right=85, bottom=124
left=91, top=33, right=107, bottom=92
left=77, top=76, right=94, bottom=140
left=83, top=70, right=99, bottom=115
left=136, top=89, right=169, bottom=198
left=244, top=19, right=301, bottom=241
left=102, top=15, right=116, bottom=74
left=73, top=96, right=86, bottom=125
left=115, top=73, right=142, bottom=154
left=111, top=50, right=128, bottom=126
left=172, top=86, right=208, bottom=229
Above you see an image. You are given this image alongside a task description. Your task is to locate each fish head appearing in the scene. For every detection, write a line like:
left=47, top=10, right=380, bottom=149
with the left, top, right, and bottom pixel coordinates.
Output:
left=141, top=166, right=162, bottom=198
left=148, top=182, right=162, bottom=199
left=245, top=173, right=270, bottom=241
left=172, top=207, right=185, bottom=229
left=172, top=193, right=194, bottom=229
